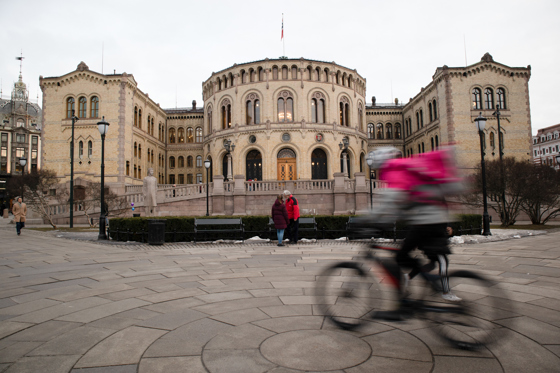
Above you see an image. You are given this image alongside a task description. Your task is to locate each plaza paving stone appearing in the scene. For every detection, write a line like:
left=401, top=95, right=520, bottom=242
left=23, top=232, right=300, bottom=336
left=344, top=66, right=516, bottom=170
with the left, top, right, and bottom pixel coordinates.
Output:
left=0, top=223, right=559, bottom=372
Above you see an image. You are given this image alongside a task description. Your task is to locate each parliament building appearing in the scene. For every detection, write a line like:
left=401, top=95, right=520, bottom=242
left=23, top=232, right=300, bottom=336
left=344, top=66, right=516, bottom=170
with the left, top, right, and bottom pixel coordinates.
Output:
left=39, top=53, right=533, bottom=190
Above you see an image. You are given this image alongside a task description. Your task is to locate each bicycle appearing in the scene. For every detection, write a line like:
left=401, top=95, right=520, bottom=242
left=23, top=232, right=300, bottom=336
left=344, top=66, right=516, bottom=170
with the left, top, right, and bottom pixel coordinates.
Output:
left=315, top=242, right=510, bottom=350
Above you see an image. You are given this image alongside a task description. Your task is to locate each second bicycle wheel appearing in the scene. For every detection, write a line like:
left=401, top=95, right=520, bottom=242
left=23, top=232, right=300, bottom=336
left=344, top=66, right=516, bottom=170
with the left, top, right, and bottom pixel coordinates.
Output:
left=315, top=261, right=382, bottom=331
left=420, top=270, right=510, bottom=350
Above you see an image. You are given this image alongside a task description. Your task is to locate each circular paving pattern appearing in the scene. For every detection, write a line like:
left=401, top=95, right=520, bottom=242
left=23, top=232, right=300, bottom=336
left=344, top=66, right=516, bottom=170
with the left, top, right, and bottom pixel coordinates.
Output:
left=260, top=329, right=371, bottom=371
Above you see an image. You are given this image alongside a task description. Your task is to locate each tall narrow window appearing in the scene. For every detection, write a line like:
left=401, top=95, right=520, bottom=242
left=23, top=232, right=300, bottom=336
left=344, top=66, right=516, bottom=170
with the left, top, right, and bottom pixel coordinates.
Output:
left=497, top=88, right=506, bottom=109
left=187, top=127, right=194, bottom=143
left=420, top=109, right=424, bottom=127
left=138, top=144, right=142, bottom=159
left=178, top=128, right=185, bottom=143
left=138, top=109, right=142, bottom=130
left=78, top=97, right=87, bottom=118
left=246, top=100, right=253, bottom=124
left=395, top=124, right=402, bottom=139
left=311, top=99, right=317, bottom=123
left=277, top=92, right=294, bottom=123
left=258, top=67, right=264, bottom=81
left=169, top=156, right=175, bottom=168
left=126, top=161, right=130, bottom=176
left=245, top=94, right=260, bottom=124
left=187, top=156, right=193, bottom=167
left=207, top=107, right=213, bottom=133
left=339, top=97, right=350, bottom=126
left=367, top=123, right=374, bottom=139
left=291, top=66, right=297, bottom=79
left=416, top=112, right=420, bottom=130
left=472, top=88, right=482, bottom=109
left=78, top=141, right=84, bottom=158
left=358, top=106, right=363, bottom=130
left=195, top=127, right=203, bottom=143
left=90, top=96, right=99, bottom=118
left=221, top=99, right=232, bottom=129
left=178, top=156, right=184, bottom=168
left=432, top=100, right=437, bottom=119
left=196, top=155, right=202, bottom=168
left=88, top=140, right=92, bottom=158
left=66, top=97, right=75, bottom=118
left=272, top=66, right=278, bottom=80
left=376, top=123, right=383, bottom=139
left=282, top=66, right=288, bottom=80
left=169, top=128, right=176, bottom=143
left=134, top=107, right=138, bottom=127
left=386, top=123, right=393, bottom=139
left=428, top=102, right=433, bottom=122
left=490, top=132, right=495, bottom=149
left=484, top=88, right=494, bottom=110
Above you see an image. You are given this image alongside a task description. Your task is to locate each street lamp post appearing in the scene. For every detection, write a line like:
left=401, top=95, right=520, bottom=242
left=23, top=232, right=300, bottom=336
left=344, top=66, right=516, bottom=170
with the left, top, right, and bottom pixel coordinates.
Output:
left=493, top=105, right=507, bottom=224
left=19, top=157, right=27, bottom=199
left=97, top=117, right=110, bottom=240
left=475, top=113, right=491, bottom=236
left=69, top=110, right=79, bottom=228
left=204, top=159, right=211, bottom=216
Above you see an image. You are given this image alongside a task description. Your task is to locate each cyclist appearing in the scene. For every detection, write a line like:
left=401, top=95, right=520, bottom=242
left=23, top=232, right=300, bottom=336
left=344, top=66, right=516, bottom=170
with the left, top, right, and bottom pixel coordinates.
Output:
left=367, top=146, right=464, bottom=313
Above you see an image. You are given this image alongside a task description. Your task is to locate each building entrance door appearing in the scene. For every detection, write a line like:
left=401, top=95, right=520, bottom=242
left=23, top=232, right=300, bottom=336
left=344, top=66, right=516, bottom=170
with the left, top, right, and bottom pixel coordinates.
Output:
left=277, top=158, right=297, bottom=180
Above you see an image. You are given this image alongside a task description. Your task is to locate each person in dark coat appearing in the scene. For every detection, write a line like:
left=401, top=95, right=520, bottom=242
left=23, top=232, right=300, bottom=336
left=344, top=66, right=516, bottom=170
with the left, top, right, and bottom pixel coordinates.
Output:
left=271, top=194, right=289, bottom=246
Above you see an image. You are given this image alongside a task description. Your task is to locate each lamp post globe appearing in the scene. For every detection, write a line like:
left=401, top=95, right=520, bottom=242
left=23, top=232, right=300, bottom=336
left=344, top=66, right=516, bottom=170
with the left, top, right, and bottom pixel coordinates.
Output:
left=204, top=159, right=211, bottom=216
left=97, top=117, right=110, bottom=240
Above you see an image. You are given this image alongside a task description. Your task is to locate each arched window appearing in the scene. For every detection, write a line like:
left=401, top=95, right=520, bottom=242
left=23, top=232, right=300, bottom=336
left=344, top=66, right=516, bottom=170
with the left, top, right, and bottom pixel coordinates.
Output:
left=433, top=100, right=437, bottom=119
left=490, top=132, right=495, bottom=149
left=195, top=127, right=203, bottom=143
left=78, top=141, right=84, bottom=158
left=169, top=156, right=175, bottom=168
left=177, top=128, right=185, bottom=143
left=249, top=69, right=255, bottom=82
left=78, top=97, right=87, bottom=118
left=66, top=97, right=75, bottom=118
left=138, top=109, right=142, bottom=130
left=358, top=105, right=363, bottom=131
left=207, top=107, right=213, bottom=134
left=241, top=70, right=247, bottom=83
left=138, top=144, right=142, bottom=159
left=484, top=88, right=494, bottom=110
left=90, top=96, right=99, bottom=118
left=435, top=135, right=439, bottom=149
left=272, top=66, right=279, bottom=80
left=186, top=127, right=194, bottom=143
left=147, top=115, right=151, bottom=132
left=376, top=123, right=383, bottom=139
left=187, top=155, right=193, bottom=167
left=196, top=155, right=202, bottom=168
left=258, top=67, right=264, bottom=81
left=428, top=102, right=433, bottom=122
left=169, top=128, right=176, bottom=143
left=246, top=150, right=262, bottom=181
left=339, top=97, right=350, bottom=126
left=311, top=148, right=328, bottom=180
left=395, top=124, right=402, bottom=139
left=497, top=88, right=506, bottom=109
left=282, top=66, right=288, bottom=80
left=151, top=118, right=154, bottom=136
left=134, top=142, right=137, bottom=157
left=311, top=93, right=326, bottom=123
left=420, top=109, right=424, bottom=127
left=178, top=156, right=184, bottom=168
left=472, top=88, right=482, bottom=110
left=431, top=137, right=434, bottom=151
left=221, top=99, right=232, bottom=129
left=245, top=94, right=260, bottom=124
left=291, top=66, right=298, bottom=79
left=367, top=123, right=374, bottom=139
left=134, top=107, right=138, bottom=126
left=277, top=91, right=294, bottom=123
left=88, top=140, right=92, bottom=158
left=416, top=112, right=420, bottom=130
left=386, top=123, right=393, bottom=139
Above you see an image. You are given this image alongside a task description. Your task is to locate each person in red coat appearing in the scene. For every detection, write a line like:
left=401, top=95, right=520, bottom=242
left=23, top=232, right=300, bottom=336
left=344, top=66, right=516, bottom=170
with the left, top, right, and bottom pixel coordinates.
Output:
left=271, top=194, right=290, bottom=246
left=283, top=190, right=300, bottom=244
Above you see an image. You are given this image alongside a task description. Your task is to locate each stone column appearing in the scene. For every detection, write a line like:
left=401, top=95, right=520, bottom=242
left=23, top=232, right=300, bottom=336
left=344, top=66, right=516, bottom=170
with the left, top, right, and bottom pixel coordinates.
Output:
left=333, top=172, right=347, bottom=215
left=212, top=175, right=225, bottom=216
left=342, top=152, right=348, bottom=178
left=227, top=154, right=233, bottom=181
left=354, top=172, right=368, bottom=214
left=233, top=174, right=246, bottom=216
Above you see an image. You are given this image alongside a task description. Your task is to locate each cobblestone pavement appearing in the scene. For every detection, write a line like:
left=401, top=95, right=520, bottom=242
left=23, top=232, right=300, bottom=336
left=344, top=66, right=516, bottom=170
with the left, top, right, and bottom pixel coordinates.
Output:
left=0, top=224, right=559, bottom=373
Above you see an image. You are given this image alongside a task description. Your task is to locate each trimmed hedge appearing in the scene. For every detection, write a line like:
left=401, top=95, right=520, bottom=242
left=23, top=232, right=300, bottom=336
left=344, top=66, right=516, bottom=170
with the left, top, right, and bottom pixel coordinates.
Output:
left=109, top=214, right=482, bottom=243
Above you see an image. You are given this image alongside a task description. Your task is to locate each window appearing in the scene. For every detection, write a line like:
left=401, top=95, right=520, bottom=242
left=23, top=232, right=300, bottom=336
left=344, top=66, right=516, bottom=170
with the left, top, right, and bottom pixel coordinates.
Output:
left=78, top=97, right=87, bottom=118
left=138, top=109, right=142, bottom=129
left=195, top=127, right=203, bottom=143
left=178, top=174, right=184, bottom=184
left=282, top=66, right=288, bottom=80
left=196, top=155, right=202, bottom=168
left=178, top=156, right=184, bottom=168
left=311, top=93, right=325, bottom=123
left=339, top=97, right=350, bottom=126
left=435, top=135, right=439, bottom=148
left=395, top=124, right=402, bottom=139
left=246, top=94, right=260, bottom=124
left=416, top=112, right=420, bottom=130
left=138, top=144, right=141, bottom=159
left=484, top=88, right=494, bottom=110
left=433, top=100, right=437, bottom=119
left=358, top=106, right=363, bottom=130
left=126, top=161, right=130, bottom=176
left=79, top=141, right=84, bottom=158
left=196, top=174, right=203, bottom=184
left=272, top=66, right=278, bottom=80
left=66, top=97, right=75, bottom=118
left=207, top=107, right=213, bottom=133
left=472, top=88, right=482, bottom=110
left=367, top=123, right=374, bottom=139
left=32, top=150, right=37, bottom=160
left=134, top=142, right=137, bottom=157
left=291, top=66, right=297, bottom=79
left=386, top=123, right=393, bottom=139
left=428, top=102, right=433, bottom=122
left=496, top=88, right=506, bottom=110
left=16, top=148, right=25, bottom=157
left=178, top=128, right=185, bottom=143
left=420, top=109, right=424, bottom=127
left=134, top=166, right=137, bottom=178
left=376, top=123, right=383, bottom=139
left=490, top=132, right=495, bottom=149
left=169, top=174, right=175, bottom=184
left=32, top=136, right=38, bottom=145
left=221, top=99, right=232, bottom=129
left=187, top=155, right=193, bottom=167
left=187, top=127, right=194, bottom=143
left=90, top=96, right=99, bottom=118
left=169, top=156, right=175, bottom=168
left=16, top=134, right=26, bottom=143
left=138, top=167, right=142, bottom=179
left=277, top=92, right=294, bottom=123
left=169, top=128, right=176, bottom=143
left=258, top=67, right=264, bottom=81
left=431, top=137, right=434, bottom=151
left=134, top=107, right=138, bottom=127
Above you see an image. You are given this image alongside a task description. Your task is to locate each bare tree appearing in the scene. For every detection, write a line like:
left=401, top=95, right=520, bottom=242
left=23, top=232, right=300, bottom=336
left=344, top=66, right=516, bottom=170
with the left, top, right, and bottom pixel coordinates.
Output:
left=520, top=163, right=560, bottom=224
left=6, top=169, right=59, bottom=229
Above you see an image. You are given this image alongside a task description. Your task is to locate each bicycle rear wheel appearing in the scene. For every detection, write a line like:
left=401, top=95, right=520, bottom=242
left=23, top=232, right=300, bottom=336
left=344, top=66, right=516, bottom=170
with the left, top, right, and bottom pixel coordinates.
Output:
left=315, top=261, right=381, bottom=330
left=420, top=270, right=509, bottom=350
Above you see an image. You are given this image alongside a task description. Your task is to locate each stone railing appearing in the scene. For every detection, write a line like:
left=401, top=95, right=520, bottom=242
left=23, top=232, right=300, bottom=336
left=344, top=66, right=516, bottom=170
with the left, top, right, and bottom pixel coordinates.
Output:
left=162, top=183, right=209, bottom=200
left=224, top=181, right=234, bottom=193
left=245, top=180, right=286, bottom=192
left=345, top=179, right=356, bottom=190
left=294, top=180, right=333, bottom=190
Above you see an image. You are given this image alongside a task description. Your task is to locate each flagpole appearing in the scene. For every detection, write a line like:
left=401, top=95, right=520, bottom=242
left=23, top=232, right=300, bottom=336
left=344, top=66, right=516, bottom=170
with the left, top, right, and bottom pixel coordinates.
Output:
left=282, top=14, right=285, bottom=57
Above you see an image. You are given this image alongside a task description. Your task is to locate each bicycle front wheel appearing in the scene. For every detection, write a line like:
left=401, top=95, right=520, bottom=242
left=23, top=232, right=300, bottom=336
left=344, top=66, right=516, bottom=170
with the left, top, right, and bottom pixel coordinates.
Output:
left=315, top=261, right=381, bottom=331
left=420, top=270, right=510, bottom=350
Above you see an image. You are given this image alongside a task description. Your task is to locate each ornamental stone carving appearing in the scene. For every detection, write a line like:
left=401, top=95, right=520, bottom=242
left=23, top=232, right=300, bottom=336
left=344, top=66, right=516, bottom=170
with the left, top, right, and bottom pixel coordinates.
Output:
left=278, top=90, right=293, bottom=99
left=312, top=92, right=326, bottom=99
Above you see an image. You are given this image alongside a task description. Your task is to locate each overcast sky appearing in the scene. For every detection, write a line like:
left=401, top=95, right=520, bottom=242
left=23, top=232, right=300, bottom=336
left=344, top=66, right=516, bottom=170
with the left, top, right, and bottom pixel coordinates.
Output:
left=1, top=0, right=558, bottom=134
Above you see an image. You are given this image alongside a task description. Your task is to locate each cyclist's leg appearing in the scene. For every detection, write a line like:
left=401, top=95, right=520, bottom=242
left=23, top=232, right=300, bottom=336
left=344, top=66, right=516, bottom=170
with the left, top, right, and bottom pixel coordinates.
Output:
left=396, top=225, right=424, bottom=291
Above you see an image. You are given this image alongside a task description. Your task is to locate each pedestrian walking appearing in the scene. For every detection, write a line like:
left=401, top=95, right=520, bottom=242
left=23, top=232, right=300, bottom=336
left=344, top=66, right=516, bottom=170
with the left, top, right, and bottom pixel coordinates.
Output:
left=271, top=194, right=289, bottom=247
left=12, top=197, right=27, bottom=236
left=283, top=190, right=300, bottom=244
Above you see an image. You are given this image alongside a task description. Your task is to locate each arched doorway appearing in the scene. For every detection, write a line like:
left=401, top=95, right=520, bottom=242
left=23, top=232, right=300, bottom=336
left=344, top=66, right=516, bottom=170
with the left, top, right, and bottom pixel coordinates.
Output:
left=277, top=148, right=297, bottom=180
left=311, top=148, right=327, bottom=179
left=246, top=150, right=262, bottom=181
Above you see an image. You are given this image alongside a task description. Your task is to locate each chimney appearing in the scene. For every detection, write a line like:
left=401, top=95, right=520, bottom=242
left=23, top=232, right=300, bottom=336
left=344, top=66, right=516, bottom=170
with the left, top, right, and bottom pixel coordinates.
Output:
left=192, top=100, right=197, bottom=110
